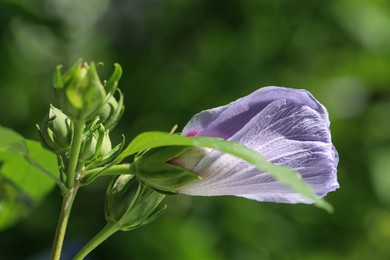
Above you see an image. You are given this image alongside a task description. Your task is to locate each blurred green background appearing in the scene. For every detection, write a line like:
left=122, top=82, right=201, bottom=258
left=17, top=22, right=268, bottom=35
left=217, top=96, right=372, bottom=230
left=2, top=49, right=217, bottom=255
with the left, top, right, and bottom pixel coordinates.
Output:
left=1, top=0, right=390, bottom=259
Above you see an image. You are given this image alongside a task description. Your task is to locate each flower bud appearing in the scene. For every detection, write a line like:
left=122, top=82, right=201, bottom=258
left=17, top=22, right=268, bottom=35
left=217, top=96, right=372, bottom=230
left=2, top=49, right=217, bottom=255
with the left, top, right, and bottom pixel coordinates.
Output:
left=53, top=59, right=106, bottom=121
left=97, top=91, right=124, bottom=130
left=132, top=146, right=201, bottom=193
left=177, top=86, right=339, bottom=204
left=105, top=175, right=166, bottom=231
left=38, top=105, right=72, bottom=153
left=79, top=126, right=112, bottom=163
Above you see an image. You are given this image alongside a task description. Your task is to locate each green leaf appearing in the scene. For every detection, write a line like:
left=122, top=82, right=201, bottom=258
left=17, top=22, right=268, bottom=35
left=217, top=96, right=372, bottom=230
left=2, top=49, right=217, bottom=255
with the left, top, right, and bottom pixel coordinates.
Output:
left=0, top=126, right=58, bottom=230
left=0, top=125, right=29, bottom=156
left=119, top=132, right=333, bottom=212
left=118, top=133, right=193, bottom=161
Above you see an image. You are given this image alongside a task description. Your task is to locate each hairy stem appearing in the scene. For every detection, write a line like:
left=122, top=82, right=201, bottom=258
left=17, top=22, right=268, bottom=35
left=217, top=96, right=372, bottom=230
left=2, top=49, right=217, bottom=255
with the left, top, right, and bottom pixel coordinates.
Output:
left=67, top=121, right=85, bottom=188
left=50, top=184, right=79, bottom=260
left=73, top=222, right=121, bottom=260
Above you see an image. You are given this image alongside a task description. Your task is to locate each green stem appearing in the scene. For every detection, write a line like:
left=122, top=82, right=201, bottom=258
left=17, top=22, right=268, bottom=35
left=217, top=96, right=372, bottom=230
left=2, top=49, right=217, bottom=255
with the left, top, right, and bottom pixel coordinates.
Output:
left=51, top=120, right=85, bottom=259
left=51, top=184, right=79, bottom=260
left=73, top=222, right=121, bottom=260
left=85, top=163, right=134, bottom=177
left=81, top=163, right=135, bottom=185
left=67, top=121, right=85, bottom=188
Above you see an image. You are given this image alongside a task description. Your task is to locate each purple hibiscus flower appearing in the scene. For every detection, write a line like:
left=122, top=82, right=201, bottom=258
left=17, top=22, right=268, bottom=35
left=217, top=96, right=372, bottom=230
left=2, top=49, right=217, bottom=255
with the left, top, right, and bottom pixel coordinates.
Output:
left=171, top=86, right=339, bottom=204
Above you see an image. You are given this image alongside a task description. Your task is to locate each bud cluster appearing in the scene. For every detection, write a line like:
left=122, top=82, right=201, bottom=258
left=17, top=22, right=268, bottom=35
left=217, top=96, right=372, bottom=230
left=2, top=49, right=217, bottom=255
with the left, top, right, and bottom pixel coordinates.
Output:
left=37, top=59, right=185, bottom=239
left=38, top=59, right=124, bottom=179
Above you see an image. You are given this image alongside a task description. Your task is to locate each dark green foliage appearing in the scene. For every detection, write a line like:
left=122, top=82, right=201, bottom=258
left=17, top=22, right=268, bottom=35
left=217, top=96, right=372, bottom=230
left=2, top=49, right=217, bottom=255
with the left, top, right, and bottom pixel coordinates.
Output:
left=0, top=0, right=389, bottom=259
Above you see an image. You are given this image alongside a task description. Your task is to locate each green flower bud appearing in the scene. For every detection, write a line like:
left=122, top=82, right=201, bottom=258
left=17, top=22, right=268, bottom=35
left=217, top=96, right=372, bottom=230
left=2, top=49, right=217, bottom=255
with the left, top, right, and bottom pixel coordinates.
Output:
left=105, top=175, right=166, bottom=231
left=38, top=105, right=72, bottom=153
left=132, top=146, right=201, bottom=193
left=53, top=59, right=106, bottom=121
left=79, top=126, right=112, bottom=163
left=97, top=90, right=124, bottom=130
left=99, top=132, right=112, bottom=156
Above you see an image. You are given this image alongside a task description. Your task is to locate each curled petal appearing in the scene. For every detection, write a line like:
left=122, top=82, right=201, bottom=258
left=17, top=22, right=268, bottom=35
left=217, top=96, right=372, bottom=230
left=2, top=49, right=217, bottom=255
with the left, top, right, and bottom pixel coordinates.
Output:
left=182, top=86, right=328, bottom=139
left=178, top=87, right=339, bottom=204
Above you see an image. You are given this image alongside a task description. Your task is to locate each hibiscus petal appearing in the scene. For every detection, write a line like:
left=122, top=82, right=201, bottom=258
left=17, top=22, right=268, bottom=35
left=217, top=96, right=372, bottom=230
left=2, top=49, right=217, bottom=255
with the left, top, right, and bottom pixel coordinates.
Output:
left=179, top=97, right=339, bottom=204
left=182, top=86, right=328, bottom=140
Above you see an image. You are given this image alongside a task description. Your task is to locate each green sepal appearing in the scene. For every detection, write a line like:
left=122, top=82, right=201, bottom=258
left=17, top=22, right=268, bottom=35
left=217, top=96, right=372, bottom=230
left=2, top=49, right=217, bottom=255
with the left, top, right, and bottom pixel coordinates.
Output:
left=104, top=63, right=122, bottom=95
left=53, top=59, right=83, bottom=119
left=97, top=90, right=124, bottom=131
left=105, top=175, right=166, bottom=231
left=53, top=65, right=65, bottom=89
left=92, top=125, right=109, bottom=159
left=81, top=135, right=126, bottom=186
left=134, top=146, right=201, bottom=192
left=83, top=136, right=126, bottom=175
left=79, top=126, right=112, bottom=164
left=61, top=58, right=83, bottom=86
left=81, top=62, right=106, bottom=120
left=129, top=204, right=167, bottom=230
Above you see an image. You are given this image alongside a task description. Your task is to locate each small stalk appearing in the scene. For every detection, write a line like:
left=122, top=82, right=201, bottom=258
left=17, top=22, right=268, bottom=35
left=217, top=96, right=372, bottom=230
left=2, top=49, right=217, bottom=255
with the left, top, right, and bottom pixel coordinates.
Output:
left=73, top=222, right=121, bottom=260
left=81, top=163, right=135, bottom=185
left=84, top=163, right=133, bottom=177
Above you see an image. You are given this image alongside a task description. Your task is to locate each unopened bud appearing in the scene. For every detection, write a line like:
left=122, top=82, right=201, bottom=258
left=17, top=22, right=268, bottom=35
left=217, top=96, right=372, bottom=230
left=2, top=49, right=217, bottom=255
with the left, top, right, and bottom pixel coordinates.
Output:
left=97, top=91, right=124, bottom=130
left=105, top=175, right=166, bottom=231
left=132, top=146, right=201, bottom=192
left=80, top=126, right=112, bottom=162
left=38, top=105, right=72, bottom=153
left=54, top=59, right=106, bottom=121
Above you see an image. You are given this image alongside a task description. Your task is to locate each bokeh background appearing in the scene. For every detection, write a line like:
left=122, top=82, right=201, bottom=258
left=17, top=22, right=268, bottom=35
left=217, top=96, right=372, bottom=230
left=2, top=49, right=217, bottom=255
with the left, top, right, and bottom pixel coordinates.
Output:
left=1, top=0, right=390, bottom=259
